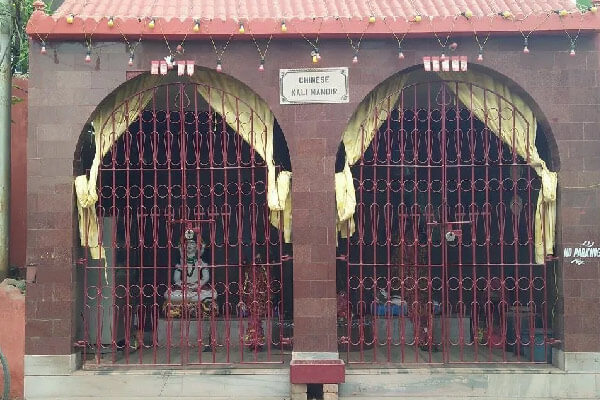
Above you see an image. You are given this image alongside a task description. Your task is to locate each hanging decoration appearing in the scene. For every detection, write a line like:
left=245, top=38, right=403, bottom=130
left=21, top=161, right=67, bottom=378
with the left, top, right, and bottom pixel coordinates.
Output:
left=115, top=20, right=143, bottom=68
left=430, top=15, right=458, bottom=59
left=24, top=2, right=600, bottom=71
left=470, top=14, right=494, bottom=61
left=297, top=17, right=324, bottom=64
left=85, top=46, right=91, bottom=63
left=210, top=34, right=234, bottom=72
left=517, top=12, right=552, bottom=55
left=382, top=16, right=410, bottom=62
left=82, top=19, right=100, bottom=65
left=250, top=33, right=273, bottom=72
left=340, top=17, right=368, bottom=65
left=560, top=11, right=585, bottom=57
left=158, top=19, right=192, bottom=71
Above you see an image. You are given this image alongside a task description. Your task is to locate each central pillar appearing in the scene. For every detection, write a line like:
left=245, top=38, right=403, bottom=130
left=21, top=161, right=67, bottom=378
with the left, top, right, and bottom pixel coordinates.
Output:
left=279, top=104, right=350, bottom=393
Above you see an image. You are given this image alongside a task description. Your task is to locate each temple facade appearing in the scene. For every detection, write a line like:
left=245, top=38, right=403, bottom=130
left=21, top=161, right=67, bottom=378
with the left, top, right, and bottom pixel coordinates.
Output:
left=24, top=1, right=600, bottom=399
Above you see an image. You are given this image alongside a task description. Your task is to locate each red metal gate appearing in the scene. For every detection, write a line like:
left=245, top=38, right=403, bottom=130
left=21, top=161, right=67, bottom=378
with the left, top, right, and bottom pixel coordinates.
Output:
left=337, top=80, right=554, bottom=364
left=80, top=81, right=292, bottom=366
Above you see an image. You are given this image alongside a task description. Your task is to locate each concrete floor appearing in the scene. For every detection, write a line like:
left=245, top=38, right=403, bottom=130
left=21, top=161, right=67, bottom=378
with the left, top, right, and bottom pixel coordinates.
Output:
left=24, top=351, right=600, bottom=399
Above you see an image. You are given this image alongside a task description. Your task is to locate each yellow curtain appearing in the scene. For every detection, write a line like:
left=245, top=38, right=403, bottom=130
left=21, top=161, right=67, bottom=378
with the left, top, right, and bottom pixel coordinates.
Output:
left=336, top=73, right=409, bottom=237
left=439, top=71, right=556, bottom=264
left=74, top=74, right=163, bottom=259
left=190, top=70, right=292, bottom=242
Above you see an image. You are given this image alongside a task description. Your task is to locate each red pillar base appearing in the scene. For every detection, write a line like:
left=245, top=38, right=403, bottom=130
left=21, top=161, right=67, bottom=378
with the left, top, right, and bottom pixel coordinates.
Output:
left=290, top=359, right=345, bottom=384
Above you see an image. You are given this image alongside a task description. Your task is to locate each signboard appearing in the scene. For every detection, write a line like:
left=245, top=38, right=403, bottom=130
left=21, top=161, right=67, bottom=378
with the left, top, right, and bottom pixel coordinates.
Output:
left=280, top=67, right=349, bottom=104
left=563, top=241, right=600, bottom=265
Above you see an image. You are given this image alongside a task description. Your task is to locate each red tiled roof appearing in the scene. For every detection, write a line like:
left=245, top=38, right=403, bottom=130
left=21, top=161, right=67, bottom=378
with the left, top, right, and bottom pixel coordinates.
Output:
left=27, top=0, right=598, bottom=40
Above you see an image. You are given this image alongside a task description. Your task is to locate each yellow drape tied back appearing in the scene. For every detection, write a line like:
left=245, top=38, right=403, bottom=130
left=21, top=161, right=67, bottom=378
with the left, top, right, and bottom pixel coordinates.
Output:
left=75, top=72, right=293, bottom=264
left=75, top=74, right=163, bottom=260
left=336, top=73, right=409, bottom=237
left=336, top=69, right=555, bottom=263
left=438, top=70, right=556, bottom=264
left=190, top=70, right=292, bottom=242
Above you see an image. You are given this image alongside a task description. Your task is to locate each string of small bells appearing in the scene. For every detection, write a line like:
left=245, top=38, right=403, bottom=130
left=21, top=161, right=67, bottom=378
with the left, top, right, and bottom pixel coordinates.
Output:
left=54, top=7, right=598, bottom=68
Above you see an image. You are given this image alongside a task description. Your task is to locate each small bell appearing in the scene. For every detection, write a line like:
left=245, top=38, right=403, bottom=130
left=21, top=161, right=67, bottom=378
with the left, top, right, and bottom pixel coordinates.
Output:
left=108, top=17, right=114, bottom=28
left=398, top=46, right=405, bottom=60
left=259, top=58, right=265, bottom=71
left=570, top=45, right=576, bottom=56
left=85, top=50, right=91, bottom=63
left=523, top=38, right=529, bottom=54
left=41, top=44, right=47, bottom=54
left=312, top=54, right=318, bottom=63
left=216, top=60, right=222, bottom=72
left=369, top=15, right=376, bottom=23
left=239, top=23, right=245, bottom=34
left=352, top=54, right=358, bottom=64
left=128, top=53, right=134, bottom=66
left=193, top=20, right=200, bottom=32
left=281, top=21, right=287, bottom=32
left=148, top=19, right=155, bottom=29
left=477, top=51, right=483, bottom=61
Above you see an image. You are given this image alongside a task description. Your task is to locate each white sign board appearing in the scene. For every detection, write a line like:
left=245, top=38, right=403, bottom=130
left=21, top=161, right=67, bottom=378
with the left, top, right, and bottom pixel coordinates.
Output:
left=280, top=67, right=349, bottom=104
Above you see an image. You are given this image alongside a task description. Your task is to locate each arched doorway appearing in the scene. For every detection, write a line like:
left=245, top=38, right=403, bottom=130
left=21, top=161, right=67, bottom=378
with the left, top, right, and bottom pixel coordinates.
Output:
left=74, top=72, right=293, bottom=366
left=335, top=68, right=558, bottom=365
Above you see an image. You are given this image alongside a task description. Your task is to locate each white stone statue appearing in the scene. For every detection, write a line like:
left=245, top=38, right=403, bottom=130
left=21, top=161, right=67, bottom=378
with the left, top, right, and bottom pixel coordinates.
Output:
left=167, top=229, right=216, bottom=304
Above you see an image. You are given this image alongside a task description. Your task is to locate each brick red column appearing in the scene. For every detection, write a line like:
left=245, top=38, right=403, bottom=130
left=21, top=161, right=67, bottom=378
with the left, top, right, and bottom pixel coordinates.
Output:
left=25, top=43, right=124, bottom=355
left=280, top=109, right=347, bottom=353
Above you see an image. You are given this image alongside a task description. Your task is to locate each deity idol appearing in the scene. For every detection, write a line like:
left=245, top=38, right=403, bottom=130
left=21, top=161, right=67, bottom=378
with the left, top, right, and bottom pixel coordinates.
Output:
left=164, top=229, right=217, bottom=318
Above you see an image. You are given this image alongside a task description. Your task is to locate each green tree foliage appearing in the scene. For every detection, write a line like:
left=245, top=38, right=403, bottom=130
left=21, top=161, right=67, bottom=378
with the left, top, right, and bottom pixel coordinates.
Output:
left=577, top=0, right=592, bottom=9
left=10, top=0, right=54, bottom=74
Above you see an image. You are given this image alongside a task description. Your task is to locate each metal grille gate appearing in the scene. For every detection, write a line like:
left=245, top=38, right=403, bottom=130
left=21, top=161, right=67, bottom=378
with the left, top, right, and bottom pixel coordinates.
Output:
left=81, top=81, right=292, bottom=366
left=337, top=80, right=554, bottom=364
